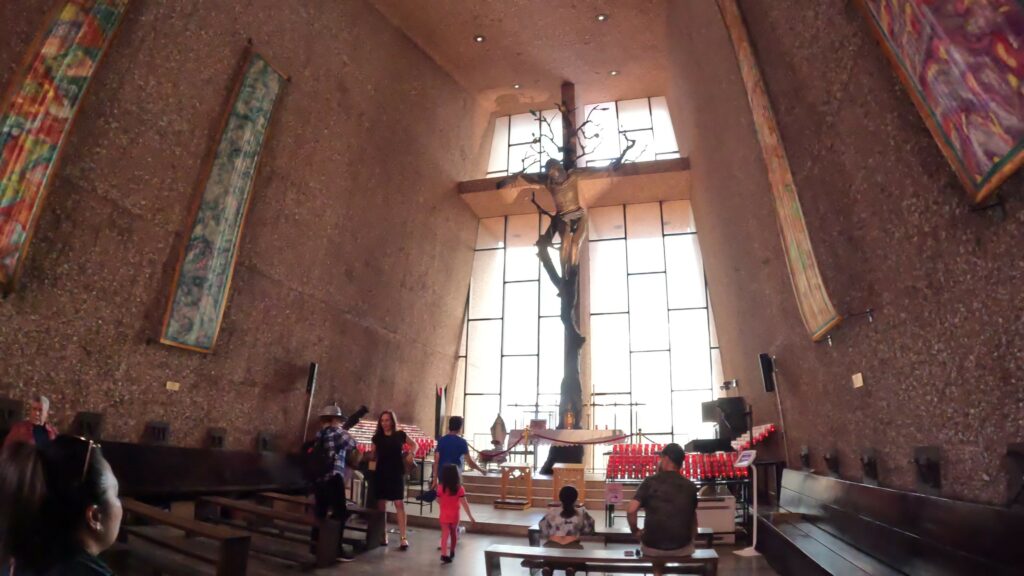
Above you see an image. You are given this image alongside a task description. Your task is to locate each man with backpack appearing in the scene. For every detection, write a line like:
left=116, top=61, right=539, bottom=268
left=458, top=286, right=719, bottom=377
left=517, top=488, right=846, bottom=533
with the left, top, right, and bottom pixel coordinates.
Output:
left=309, top=404, right=358, bottom=562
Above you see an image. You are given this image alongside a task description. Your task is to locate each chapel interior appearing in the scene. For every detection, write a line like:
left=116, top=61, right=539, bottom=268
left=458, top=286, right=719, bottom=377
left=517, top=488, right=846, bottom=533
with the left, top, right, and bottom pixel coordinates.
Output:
left=1, top=1, right=1023, bottom=575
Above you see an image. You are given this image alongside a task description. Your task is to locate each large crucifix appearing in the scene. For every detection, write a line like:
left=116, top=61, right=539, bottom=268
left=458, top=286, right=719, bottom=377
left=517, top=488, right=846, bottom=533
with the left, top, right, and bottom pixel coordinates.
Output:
left=498, top=82, right=636, bottom=471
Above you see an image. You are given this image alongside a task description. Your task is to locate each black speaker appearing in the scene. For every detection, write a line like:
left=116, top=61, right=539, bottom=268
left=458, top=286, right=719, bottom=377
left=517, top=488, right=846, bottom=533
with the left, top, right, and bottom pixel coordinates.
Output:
left=306, top=362, right=318, bottom=394
left=759, top=353, right=776, bottom=393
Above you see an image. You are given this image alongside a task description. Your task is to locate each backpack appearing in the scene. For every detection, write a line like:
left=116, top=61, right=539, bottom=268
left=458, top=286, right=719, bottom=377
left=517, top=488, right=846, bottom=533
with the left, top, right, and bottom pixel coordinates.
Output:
left=303, top=434, right=335, bottom=482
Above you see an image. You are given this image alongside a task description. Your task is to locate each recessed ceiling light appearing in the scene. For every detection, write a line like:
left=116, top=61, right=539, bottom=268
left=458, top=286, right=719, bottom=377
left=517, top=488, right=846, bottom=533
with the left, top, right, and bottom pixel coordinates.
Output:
left=596, top=13, right=609, bottom=22
left=513, top=83, right=521, bottom=89
left=473, top=34, right=486, bottom=43
left=609, top=70, right=619, bottom=76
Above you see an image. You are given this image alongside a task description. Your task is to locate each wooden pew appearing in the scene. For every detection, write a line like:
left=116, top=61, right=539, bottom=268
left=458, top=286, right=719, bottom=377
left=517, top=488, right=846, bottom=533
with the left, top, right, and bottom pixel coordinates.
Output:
left=120, top=499, right=250, bottom=576
left=759, top=469, right=1024, bottom=576
left=196, top=496, right=340, bottom=569
left=527, top=522, right=715, bottom=548
left=256, top=491, right=385, bottom=551
left=484, top=544, right=718, bottom=576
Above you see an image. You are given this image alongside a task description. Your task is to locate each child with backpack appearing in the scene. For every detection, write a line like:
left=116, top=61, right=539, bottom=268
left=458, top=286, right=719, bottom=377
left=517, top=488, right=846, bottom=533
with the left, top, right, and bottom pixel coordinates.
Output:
left=437, top=463, right=476, bottom=563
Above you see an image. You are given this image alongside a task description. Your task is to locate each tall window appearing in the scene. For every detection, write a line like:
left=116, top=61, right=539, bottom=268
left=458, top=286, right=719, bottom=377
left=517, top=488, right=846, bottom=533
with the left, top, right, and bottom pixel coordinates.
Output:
left=587, top=201, right=720, bottom=459
left=451, top=201, right=721, bottom=455
left=484, top=96, right=680, bottom=177
left=451, top=214, right=563, bottom=448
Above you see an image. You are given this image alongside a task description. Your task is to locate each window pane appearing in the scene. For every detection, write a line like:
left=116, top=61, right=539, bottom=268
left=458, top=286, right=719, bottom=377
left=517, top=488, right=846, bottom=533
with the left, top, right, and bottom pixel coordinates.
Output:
left=487, top=116, right=510, bottom=175
left=503, top=282, right=539, bottom=355
left=540, top=214, right=561, bottom=243
left=501, top=356, right=538, bottom=429
left=581, top=103, right=619, bottom=163
left=626, top=203, right=665, bottom=273
left=459, top=310, right=468, bottom=356
left=589, top=240, right=628, bottom=314
left=540, top=108, right=563, bottom=163
left=672, top=390, right=714, bottom=445
left=590, top=314, right=630, bottom=393
left=506, top=213, right=540, bottom=281
left=628, top=274, right=669, bottom=351
left=466, top=320, right=501, bottom=393
left=708, top=296, right=719, bottom=347
left=510, top=112, right=538, bottom=145
left=539, top=255, right=561, bottom=317
left=662, top=200, right=696, bottom=234
left=509, top=143, right=540, bottom=173
left=469, top=249, right=504, bottom=319
left=592, top=393, right=631, bottom=433
left=450, top=358, right=465, bottom=420
left=536, top=394, right=561, bottom=428
left=631, top=351, right=672, bottom=434
left=620, top=129, right=656, bottom=163
left=669, top=309, right=711, bottom=390
left=539, top=317, right=564, bottom=395
left=651, top=96, right=679, bottom=154
left=665, top=235, right=706, bottom=309
left=476, top=217, right=505, bottom=249
left=464, top=395, right=500, bottom=448
left=711, top=348, right=723, bottom=395
left=589, top=206, right=625, bottom=240
left=617, top=98, right=653, bottom=131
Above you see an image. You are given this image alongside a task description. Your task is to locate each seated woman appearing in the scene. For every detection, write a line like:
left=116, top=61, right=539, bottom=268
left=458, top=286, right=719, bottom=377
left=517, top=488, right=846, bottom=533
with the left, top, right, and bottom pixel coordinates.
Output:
left=0, top=435, right=123, bottom=575
left=538, top=486, right=595, bottom=548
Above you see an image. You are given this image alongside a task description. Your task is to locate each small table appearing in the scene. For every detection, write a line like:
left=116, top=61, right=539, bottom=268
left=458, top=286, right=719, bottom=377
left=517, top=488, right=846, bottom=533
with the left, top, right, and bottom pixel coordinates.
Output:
left=552, top=463, right=586, bottom=502
left=495, top=463, right=533, bottom=510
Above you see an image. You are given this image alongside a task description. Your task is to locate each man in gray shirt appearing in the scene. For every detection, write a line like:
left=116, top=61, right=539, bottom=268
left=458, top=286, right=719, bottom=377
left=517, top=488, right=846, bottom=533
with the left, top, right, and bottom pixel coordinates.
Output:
left=626, top=443, right=699, bottom=556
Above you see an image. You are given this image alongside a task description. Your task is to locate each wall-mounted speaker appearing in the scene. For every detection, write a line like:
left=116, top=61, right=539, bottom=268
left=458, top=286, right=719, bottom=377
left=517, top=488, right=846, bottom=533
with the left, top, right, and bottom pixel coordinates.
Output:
left=759, top=353, right=776, bottom=393
left=306, top=362, right=319, bottom=394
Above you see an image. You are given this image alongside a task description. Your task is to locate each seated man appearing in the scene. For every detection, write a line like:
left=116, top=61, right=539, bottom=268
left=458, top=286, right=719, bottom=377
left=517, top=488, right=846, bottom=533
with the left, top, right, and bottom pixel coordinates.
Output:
left=3, top=394, right=58, bottom=449
left=626, top=443, right=699, bottom=557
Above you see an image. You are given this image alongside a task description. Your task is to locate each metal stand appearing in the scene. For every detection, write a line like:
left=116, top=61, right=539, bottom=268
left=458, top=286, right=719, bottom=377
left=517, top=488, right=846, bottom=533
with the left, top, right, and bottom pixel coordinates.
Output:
left=734, top=463, right=761, bottom=557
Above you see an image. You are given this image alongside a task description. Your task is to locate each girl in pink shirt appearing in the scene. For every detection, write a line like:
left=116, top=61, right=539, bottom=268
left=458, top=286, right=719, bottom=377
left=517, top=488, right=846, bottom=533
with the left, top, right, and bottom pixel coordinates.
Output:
left=437, top=463, right=476, bottom=563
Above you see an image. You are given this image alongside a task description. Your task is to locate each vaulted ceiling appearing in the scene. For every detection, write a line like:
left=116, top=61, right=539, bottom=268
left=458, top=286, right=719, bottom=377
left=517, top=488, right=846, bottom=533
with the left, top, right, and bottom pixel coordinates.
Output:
left=370, top=0, right=672, bottom=115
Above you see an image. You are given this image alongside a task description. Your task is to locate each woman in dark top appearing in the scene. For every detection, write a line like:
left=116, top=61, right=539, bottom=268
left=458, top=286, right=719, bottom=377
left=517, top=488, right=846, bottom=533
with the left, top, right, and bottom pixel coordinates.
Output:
left=371, top=410, right=411, bottom=550
left=0, top=435, right=123, bottom=575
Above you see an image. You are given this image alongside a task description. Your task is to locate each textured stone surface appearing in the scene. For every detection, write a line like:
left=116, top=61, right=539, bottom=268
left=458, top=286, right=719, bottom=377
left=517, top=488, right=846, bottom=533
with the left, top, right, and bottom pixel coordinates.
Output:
left=0, top=0, right=488, bottom=449
left=666, top=0, right=1024, bottom=505
left=370, top=0, right=671, bottom=115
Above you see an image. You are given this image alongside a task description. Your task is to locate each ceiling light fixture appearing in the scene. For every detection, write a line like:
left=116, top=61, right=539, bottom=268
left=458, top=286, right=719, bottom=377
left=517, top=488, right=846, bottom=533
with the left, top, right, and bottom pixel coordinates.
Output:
left=473, top=34, right=486, bottom=43
left=596, top=13, right=609, bottom=22
left=513, top=83, right=521, bottom=89
left=609, top=70, right=619, bottom=76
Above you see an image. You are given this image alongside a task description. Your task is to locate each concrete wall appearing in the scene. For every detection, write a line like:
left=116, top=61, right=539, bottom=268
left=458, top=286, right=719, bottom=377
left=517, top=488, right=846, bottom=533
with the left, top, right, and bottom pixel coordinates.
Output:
left=666, top=0, right=1023, bottom=505
left=0, top=1, right=487, bottom=449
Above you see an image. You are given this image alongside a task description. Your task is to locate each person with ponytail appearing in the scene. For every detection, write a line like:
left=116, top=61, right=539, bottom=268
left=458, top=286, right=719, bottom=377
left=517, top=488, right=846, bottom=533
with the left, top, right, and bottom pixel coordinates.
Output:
left=538, top=485, right=595, bottom=549
left=0, top=435, right=123, bottom=575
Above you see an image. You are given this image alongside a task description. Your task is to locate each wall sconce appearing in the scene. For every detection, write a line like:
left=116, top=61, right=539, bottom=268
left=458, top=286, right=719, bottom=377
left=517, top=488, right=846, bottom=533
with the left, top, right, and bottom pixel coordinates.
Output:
left=1007, top=443, right=1024, bottom=508
left=207, top=427, right=227, bottom=449
left=799, top=445, right=811, bottom=470
left=824, top=449, right=840, bottom=477
left=913, top=446, right=942, bottom=494
left=71, top=412, right=104, bottom=441
left=861, top=449, right=879, bottom=486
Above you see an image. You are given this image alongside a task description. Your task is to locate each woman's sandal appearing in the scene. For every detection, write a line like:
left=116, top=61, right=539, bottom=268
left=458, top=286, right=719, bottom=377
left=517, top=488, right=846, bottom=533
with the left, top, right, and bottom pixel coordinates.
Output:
left=399, top=537, right=410, bottom=551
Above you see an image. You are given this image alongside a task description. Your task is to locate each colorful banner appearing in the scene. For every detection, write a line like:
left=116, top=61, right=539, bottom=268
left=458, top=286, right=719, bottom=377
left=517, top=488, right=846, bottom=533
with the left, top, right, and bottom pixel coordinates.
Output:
left=160, top=51, right=284, bottom=352
left=859, top=0, right=1024, bottom=203
left=0, top=0, right=129, bottom=293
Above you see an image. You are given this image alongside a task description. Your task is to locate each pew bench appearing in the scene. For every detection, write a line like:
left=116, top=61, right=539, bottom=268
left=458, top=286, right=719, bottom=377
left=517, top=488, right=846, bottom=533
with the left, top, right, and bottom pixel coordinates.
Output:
left=527, top=522, right=715, bottom=549
left=758, top=469, right=1024, bottom=576
left=484, top=544, right=718, bottom=576
left=256, top=491, right=385, bottom=551
left=120, top=499, right=249, bottom=576
left=196, top=496, right=339, bottom=569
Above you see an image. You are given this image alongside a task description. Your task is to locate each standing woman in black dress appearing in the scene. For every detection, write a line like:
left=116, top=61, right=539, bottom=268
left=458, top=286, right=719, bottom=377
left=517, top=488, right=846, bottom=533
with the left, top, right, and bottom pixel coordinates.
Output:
left=371, top=410, right=411, bottom=550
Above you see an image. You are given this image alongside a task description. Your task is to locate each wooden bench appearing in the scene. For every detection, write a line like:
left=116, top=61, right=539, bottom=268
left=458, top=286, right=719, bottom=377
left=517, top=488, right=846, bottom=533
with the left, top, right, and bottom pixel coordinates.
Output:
left=120, top=499, right=250, bottom=576
left=758, top=469, right=1024, bottom=576
left=255, top=492, right=385, bottom=551
left=196, top=496, right=339, bottom=569
left=485, top=544, right=718, bottom=576
left=527, top=521, right=715, bottom=549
